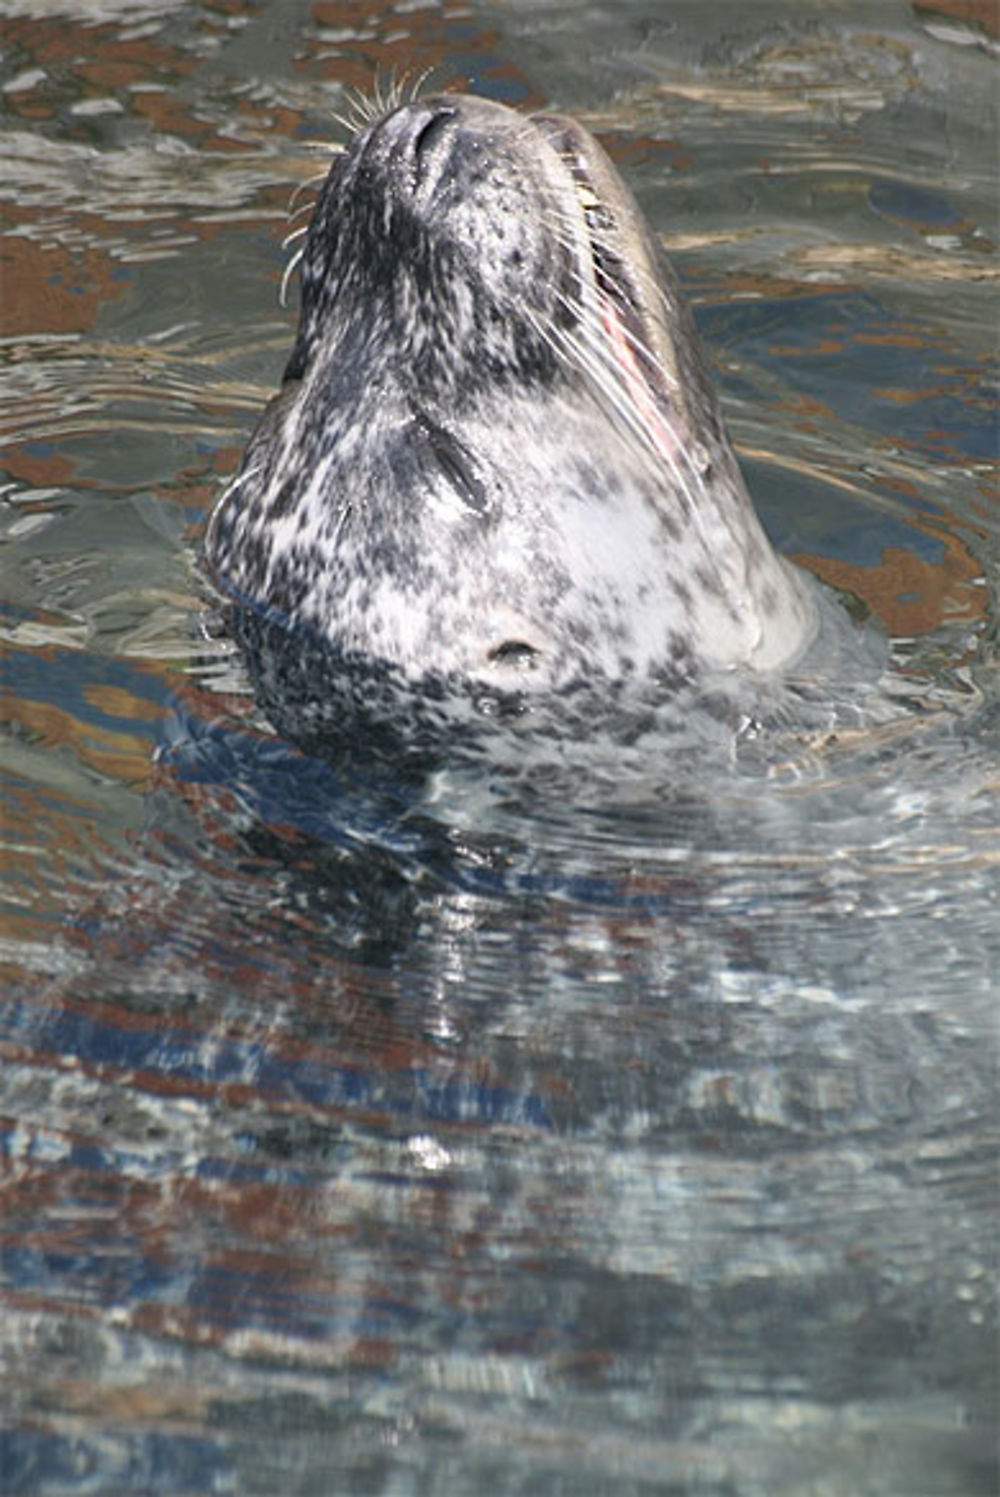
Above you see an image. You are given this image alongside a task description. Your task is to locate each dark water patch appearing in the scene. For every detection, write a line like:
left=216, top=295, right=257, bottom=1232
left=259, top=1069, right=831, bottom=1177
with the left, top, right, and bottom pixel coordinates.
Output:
left=869, top=177, right=967, bottom=230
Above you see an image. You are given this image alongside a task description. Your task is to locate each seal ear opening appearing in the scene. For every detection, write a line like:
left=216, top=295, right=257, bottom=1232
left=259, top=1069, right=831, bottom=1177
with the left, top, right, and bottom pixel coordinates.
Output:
left=487, top=639, right=541, bottom=668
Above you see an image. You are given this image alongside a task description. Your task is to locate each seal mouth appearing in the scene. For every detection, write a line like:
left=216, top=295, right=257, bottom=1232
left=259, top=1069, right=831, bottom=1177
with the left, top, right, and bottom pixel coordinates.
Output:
left=530, top=112, right=704, bottom=479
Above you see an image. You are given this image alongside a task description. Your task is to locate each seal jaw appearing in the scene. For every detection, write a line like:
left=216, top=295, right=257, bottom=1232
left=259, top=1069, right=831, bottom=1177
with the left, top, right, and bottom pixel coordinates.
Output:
left=529, top=111, right=716, bottom=479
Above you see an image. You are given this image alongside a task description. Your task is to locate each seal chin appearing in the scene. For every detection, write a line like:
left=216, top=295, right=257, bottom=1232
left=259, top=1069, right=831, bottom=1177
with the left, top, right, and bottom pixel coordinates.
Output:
left=204, top=92, right=817, bottom=723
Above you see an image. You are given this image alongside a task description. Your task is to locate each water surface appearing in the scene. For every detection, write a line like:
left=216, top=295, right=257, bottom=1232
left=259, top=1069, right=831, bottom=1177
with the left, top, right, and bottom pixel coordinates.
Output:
left=2, top=2, right=997, bottom=1493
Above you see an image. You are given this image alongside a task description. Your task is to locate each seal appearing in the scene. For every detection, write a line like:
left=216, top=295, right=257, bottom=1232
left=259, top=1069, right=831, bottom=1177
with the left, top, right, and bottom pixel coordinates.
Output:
left=204, top=92, right=816, bottom=721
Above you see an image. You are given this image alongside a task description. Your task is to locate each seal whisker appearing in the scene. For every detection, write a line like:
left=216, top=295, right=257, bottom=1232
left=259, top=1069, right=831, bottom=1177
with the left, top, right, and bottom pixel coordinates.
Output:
left=343, top=87, right=375, bottom=127
left=328, top=108, right=362, bottom=140
left=281, top=223, right=310, bottom=251
left=542, top=303, right=710, bottom=527
left=539, top=312, right=670, bottom=466
left=371, top=74, right=394, bottom=116
left=560, top=334, right=667, bottom=463
left=405, top=65, right=437, bottom=103
left=299, top=140, right=347, bottom=160
left=352, top=77, right=401, bottom=126
left=382, top=66, right=435, bottom=113
left=547, top=269, right=716, bottom=507
left=332, top=88, right=386, bottom=137
left=533, top=208, right=589, bottom=263
left=287, top=178, right=326, bottom=216
left=205, top=464, right=262, bottom=559
left=218, top=464, right=261, bottom=507
left=551, top=305, right=747, bottom=586
left=279, top=246, right=306, bottom=308
left=584, top=317, right=710, bottom=502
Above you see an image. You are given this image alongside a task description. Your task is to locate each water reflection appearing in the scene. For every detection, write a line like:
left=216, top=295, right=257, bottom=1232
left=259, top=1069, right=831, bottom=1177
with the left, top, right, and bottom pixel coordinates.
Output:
left=1, top=1, right=997, bottom=1493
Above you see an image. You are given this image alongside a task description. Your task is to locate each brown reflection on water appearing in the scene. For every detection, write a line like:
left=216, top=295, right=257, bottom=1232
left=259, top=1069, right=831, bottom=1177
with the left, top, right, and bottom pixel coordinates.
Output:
left=8, top=682, right=159, bottom=787
left=797, top=521, right=986, bottom=640
left=792, top=242, right=999, bottom=282
left=3, top=16, right=193, bottom=95
left=303, top=0, right=541, bottom=107
left=912, top=0, right=1000, bottom=39
left=0, top=235, right=130, bottom=341
left=0, top=438, right=76, bottom=492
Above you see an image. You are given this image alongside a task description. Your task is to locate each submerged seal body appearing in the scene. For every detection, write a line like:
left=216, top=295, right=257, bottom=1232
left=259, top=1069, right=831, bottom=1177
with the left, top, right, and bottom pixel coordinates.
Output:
left=204, top=93, right=815, bottom=721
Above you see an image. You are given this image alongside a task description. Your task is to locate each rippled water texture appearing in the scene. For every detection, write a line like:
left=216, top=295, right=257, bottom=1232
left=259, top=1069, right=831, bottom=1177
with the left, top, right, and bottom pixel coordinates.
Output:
left=2, top=2, right=998, bottom=1493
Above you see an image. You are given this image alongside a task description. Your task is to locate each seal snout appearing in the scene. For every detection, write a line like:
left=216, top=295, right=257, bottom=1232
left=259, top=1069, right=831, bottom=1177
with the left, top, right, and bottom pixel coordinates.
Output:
left=374, top=95, right=512, bottom=203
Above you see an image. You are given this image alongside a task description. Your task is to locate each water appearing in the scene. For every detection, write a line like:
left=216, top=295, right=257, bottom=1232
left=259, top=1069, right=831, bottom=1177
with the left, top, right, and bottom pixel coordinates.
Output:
left=2, top=1, right=997, bottom=1493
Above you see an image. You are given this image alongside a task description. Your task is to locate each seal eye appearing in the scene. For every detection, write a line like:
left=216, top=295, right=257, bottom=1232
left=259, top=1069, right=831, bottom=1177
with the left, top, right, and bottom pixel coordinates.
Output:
left=410, top=404, right=489, bottom=516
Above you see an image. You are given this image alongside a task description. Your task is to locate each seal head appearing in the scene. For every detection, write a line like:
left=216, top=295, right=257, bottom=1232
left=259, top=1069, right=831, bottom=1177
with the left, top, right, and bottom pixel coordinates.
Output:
left=205, top=94, right=815, bottom=707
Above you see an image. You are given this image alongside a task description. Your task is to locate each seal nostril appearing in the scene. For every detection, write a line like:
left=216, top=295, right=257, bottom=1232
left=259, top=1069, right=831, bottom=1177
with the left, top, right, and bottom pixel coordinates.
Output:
left=413, top=108, right=456, bottom=163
